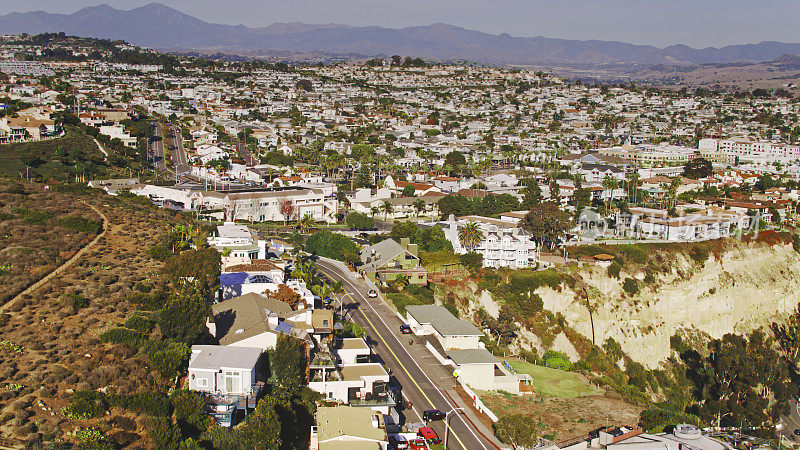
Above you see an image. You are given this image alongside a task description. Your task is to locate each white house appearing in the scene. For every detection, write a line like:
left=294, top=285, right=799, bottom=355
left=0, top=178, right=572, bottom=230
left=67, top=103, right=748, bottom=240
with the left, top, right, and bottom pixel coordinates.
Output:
left=405, top=305, right=483, bottom=351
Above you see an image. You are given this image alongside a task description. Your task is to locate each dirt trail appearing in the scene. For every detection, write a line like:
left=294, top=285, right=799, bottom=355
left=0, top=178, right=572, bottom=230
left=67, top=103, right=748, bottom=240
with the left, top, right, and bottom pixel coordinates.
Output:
left=0, top=203, right=109, bottom=313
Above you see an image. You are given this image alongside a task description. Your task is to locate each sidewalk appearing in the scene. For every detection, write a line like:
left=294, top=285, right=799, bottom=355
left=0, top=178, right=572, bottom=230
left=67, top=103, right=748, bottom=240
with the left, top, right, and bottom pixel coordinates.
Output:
left=444, top=387, right=507, bottom=450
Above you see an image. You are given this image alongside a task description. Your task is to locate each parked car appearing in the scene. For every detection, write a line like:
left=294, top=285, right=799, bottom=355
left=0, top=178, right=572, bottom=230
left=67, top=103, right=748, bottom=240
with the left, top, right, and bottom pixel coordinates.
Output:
left=423, top=409, right=446, bottom=422
left=389, top=434, right=409, bottom=449
left=408, top=438, right=427, bottom=450
left=400, top=324, right=413, bottom=334
left=418, top=426, right=440, bottom=445
left=794, top=429, right=800, bottom=436
left=367, top=289, right=378, bottom=298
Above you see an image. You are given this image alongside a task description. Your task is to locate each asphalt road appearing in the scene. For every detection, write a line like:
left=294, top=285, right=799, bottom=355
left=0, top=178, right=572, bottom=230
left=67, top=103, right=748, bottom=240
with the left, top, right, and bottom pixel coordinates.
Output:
left=315, top=258, right=497, bottom=450
left=151, top=122, right=167, bottom=172
left=169, top=125, right=190, bottom=175
left=779, top=397, right=800, bottom=444
left=237, top=139, right=257, bottom=167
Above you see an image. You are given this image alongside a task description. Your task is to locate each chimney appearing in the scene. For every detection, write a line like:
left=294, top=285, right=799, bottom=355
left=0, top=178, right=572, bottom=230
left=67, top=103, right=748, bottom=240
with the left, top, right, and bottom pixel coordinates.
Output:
left=267, top=312, right=279, bottom=327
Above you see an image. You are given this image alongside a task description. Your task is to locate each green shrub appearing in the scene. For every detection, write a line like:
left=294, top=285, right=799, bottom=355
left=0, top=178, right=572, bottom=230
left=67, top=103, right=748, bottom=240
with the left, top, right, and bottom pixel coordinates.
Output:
left=639, top=407, right=700, bottom=433
left=618, top=244, right=648, bottom=264
left=141, top=340, right=190, bottom=378
left=519, top=349, right=539, bottom=364
left=66, top=292, right=89, bottom=310
left=345, top=212, right=375, bottom=230
left=541, top=350, right=572, bottom=371
left=459, top=252, right=483, bottom=270
left=618, top=384, right=649, bottom=405
left=171, top=389, right=211, bottom=435
left=99, top=327, right=145, bottom=347
left=607, top=261, right=622, bottom=278
left=147, top=418, right=182, bottom=449
left=443, top=302, right=460, bottom=318
left=622, top=278, right=639, bottom=295
left=124, top=314, right=155, bottom=334
left=57, top=216, right=102, bottom=234
left=689, top=246, right=709, bottom=264
left=108, top=392, right=171, bottom=417
left=128, top=289, right=169, bottom=311
left=65, top=391, right=109, bottom=419
left=387, top=292, right=428, bottom=315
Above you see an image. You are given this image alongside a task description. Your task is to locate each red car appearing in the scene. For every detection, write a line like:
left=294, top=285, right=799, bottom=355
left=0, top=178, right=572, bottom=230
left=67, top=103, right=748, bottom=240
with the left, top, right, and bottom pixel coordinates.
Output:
left=408, top=438, right=427, bottom=450
left=418, top=426, right=440, bottom=446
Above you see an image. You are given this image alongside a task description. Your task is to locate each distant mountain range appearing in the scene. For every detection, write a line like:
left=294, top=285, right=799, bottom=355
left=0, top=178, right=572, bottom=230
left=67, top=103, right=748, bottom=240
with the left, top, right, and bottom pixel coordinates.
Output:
left=3, top=3, right=800, bottom=67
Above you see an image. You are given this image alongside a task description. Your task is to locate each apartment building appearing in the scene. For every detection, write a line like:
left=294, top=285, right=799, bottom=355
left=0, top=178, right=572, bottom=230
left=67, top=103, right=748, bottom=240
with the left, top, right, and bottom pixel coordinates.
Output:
left=425, top=215, right=540, bottom=269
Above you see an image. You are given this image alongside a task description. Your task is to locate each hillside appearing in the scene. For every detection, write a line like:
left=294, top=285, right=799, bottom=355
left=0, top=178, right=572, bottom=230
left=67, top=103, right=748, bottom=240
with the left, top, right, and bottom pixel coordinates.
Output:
left=2, top=4, right=800, bottom=66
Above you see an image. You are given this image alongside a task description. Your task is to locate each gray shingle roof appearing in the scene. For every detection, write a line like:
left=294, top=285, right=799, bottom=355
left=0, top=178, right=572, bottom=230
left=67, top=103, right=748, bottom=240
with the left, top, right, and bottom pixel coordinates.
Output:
left=211, top=293, right=294, bottom=345
left=447, top=348, right=499, bottom=365
left=406, top=305, right=482, bottom=337
left=359, top=238, right=411, bottom=272
left=189, top=345, right=262, bottom=370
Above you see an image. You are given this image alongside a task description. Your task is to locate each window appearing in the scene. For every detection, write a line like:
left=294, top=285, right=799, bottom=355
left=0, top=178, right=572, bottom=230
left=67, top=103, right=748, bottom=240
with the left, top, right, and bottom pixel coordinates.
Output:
left=196, top=378, right=208, bottom=388
left=224, top=371, right=241, bottom=394
left=323, top=320, right=329, bottom=326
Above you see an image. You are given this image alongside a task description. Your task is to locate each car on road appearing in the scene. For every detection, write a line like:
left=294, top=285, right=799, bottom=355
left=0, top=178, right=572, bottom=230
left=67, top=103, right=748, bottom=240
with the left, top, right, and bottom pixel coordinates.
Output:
left=423, top=409, right=446, bottom=422
left=367, top=289, right=378, bottom=298
left=389, top=434, right=409, bottom=449
left=794, top=429, right=800, bottom=436
left=400, top=324, right=413, bottom=334
left=408, top=438, right=427, bottom=450
left=418, top=427, right=440, bottom=445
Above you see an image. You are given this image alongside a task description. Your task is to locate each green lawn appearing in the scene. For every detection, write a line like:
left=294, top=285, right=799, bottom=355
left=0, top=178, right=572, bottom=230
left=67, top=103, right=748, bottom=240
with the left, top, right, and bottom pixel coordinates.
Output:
left=504, top=358, right=603, bottom=398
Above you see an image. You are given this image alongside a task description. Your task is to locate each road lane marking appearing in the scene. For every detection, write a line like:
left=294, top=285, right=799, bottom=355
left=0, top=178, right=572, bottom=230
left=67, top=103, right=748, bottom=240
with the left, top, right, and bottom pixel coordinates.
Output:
left=318, top=264, right=485, bottom=450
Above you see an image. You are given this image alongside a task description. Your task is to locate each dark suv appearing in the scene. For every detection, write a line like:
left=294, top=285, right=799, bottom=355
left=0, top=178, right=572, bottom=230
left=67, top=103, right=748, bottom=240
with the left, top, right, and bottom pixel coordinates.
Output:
left=423, top=409, right=446, bottom=422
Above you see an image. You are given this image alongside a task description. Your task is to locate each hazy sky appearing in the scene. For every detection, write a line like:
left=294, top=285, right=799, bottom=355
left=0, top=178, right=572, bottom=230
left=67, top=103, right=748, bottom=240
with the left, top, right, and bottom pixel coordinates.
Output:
left=2, top=0, right=798, bottom=48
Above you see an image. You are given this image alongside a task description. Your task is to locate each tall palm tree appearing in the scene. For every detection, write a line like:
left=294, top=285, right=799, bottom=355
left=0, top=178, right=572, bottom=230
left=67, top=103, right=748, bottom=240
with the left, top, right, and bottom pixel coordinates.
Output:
left=458, top=221, right=484, bottom=253
left=370, top=206, right=379, bottom=218
left=295, top=213, right=316, bottom=235
left=381, top=200, right=394, bottom=220
left=413, top=199, right=426, bottom=217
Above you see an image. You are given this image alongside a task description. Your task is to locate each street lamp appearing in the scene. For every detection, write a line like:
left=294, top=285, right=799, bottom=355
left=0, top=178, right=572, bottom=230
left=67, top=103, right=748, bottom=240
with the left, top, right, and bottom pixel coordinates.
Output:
left=443, top=407, right=464, bottom=450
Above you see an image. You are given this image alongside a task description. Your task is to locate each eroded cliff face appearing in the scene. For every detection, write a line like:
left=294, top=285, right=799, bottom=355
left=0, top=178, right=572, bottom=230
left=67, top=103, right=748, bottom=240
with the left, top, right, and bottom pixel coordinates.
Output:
left=535, top=243, right=800, bottom=367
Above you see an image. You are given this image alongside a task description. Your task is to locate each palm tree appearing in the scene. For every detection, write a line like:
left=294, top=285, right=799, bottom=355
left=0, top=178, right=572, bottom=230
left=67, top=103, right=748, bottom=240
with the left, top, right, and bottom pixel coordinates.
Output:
left=295, top=213, right=316, bottom=235
left=381, top=200, right=394, bottom=220
left=370, top=206, right=379, bottom=218
left=413, top=199, right=426, bottom=217
left=458, top=221, right=484, bottom=253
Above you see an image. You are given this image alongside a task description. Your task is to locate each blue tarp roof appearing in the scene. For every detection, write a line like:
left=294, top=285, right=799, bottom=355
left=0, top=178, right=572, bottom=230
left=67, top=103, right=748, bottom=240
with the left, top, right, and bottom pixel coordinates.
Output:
left=275, top=321, right=292, bottom=334
left=219, top=272, right=248, bottom=286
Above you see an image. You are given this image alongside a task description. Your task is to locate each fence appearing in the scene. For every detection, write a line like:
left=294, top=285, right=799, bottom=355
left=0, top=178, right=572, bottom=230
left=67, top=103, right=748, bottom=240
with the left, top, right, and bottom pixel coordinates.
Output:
left=458, top=381, right=499, bottom=422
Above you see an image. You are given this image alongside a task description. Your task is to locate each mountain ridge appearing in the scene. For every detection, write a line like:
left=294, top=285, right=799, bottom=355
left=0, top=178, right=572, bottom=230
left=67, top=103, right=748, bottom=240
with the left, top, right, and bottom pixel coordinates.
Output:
left=2, top=3, right=800, bottom=66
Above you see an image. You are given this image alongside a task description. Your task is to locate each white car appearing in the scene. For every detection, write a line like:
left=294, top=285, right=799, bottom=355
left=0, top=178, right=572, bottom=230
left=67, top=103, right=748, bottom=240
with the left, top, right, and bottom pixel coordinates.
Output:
left=367, top=289, right=378, bottom=298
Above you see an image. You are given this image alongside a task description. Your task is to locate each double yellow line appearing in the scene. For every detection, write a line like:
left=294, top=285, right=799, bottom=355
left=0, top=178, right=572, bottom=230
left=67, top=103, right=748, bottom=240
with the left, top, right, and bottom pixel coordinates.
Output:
left=320, top=267, right=468, bottom=449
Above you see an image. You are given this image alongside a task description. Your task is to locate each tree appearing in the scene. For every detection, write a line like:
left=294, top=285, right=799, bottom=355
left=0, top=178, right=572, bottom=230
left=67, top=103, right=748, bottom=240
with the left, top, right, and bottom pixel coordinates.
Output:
left=402, top=185, right=416, bottom=197
left=279, top=200, right=294, bottom=226
left=460, top=252, right=483, bottom=270
left=494, top=414, right=539, bottom=448
left=458, top=221, right=484, bottom=252
left=158, top=286, right=210, bottom=344
left=268, top=284, right=303, bottom=310
left=269, top=334, right=307, bottom=388
left=520, top=180, right=543, bottom=209
left=295, top=213, right=316, bottom=235
left=683, top=157, right=713, bottom=179
left=412, top=199, right=426, bottom=217
left=345, top=212, right=375, bottom=230
left=519, top=202, right=573, bottom=249
left=381, top=200, right=394, bottom=220
left=444, top=151, right=467, bottom=174
left=549, top=179, right=561, bottom=201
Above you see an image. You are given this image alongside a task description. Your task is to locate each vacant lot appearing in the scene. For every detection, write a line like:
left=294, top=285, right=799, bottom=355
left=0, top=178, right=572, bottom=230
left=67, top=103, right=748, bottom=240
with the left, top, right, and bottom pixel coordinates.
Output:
left=0, top=182, right=185, bottom=446
left=0, top=183, right=102, bottom=305
left=504, top=358, right=604, bottom=398
left=481, top=391, right=642, bottom=442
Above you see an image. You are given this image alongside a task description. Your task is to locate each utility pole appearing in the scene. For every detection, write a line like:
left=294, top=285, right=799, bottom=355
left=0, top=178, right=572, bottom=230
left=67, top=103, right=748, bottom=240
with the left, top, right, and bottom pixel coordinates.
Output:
left=443, top=408, right=464, bottom=450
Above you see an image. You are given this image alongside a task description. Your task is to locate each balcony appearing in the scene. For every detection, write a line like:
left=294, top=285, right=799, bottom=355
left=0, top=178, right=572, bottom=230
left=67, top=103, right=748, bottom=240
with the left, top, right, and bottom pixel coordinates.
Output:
left=348, top=386, right=398, bottom=407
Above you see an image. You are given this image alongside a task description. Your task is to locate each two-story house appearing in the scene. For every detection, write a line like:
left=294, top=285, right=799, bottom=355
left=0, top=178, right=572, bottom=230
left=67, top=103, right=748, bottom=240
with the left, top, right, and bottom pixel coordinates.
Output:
left=359, top=238, right=428, bottom=285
